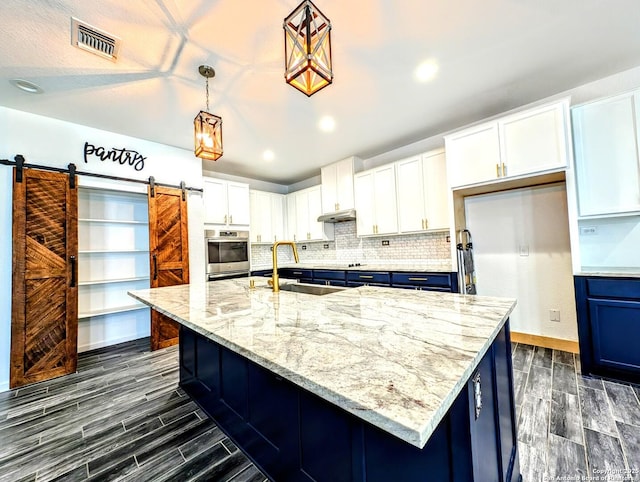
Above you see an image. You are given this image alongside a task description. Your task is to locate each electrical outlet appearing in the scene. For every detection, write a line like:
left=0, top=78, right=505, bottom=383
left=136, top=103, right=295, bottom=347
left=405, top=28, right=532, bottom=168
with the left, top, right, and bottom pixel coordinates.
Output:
left=519, top=244, right=529, bottom=257
left=549, top=309, right=560, bottom=322
left=580, top=226, right=598, bottom=236
left=382, top=240, right=390, bottom=246
left=301, top=245, right=307, bottom=250
left=446, top=235, right=450, bottom=243
left=323, top=243, right=329, bottom=249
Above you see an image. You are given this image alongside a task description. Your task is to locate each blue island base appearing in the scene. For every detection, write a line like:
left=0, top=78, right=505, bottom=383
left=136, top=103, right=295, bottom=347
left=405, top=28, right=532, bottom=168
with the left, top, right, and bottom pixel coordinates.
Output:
left=179, top=323, right=521, bottom=482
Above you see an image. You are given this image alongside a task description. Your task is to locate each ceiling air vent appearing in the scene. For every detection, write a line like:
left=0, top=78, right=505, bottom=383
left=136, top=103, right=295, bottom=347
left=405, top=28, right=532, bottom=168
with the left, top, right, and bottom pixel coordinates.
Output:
left=71, top=17, right=121, bottom=61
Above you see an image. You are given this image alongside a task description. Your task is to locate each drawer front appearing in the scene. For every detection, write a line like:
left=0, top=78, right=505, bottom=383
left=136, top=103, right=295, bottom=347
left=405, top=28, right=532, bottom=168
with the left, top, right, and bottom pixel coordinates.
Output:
left=391, top=272, right=452, bottom=288
left=347, top=281, right=390, bottom=288
left=586, top=277, right=640, bottom=300
left=312, top=269, right=346, bottom=281
left=346, top=271, right=391, bottom=285
left=250, top=269, right=272, bottom=277
left=280, top=268, right=313, bottom=280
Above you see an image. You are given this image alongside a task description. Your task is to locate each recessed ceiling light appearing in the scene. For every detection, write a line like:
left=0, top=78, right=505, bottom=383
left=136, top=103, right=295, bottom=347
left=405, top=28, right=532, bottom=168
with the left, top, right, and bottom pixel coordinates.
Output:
left=414, top=60, right=439, bottom=82
left=10, top=79, right=44, bottom=94
left=319, top=116, right=336, bottom=132
left=263, top=150, right=275, bottom=161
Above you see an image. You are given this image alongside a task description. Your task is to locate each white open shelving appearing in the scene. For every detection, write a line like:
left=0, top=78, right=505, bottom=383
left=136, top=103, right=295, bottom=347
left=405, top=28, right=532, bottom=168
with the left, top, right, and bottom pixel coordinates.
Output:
left=77, top=187, right=151, bottom=351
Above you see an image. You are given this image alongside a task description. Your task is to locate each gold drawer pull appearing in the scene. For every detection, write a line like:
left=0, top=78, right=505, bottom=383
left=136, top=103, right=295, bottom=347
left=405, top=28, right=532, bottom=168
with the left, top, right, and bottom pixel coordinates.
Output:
left=408, top=277, right=428, bottom=281
left=359, top=275, right=374, bottom=279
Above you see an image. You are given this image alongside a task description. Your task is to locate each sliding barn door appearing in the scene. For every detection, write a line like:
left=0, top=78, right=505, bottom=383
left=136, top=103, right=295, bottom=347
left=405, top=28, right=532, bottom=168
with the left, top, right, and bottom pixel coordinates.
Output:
left=148, top=185, right=190, bottom=351
left=11, top=168, right=78, bottom=388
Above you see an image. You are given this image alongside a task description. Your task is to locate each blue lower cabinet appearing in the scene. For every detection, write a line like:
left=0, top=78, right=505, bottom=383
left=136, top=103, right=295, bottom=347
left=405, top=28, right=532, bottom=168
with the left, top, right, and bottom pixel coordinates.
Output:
left=280, top=268, right=313, bottom=280
left=312, top=269, right=347, bottom=285
left=391, top=272, right=455, bottom=292
left=575, top=276, right=640, bottom=383
left=346, top=271, right=391, bottom=286
left=179, top=323, right=519, bottom=481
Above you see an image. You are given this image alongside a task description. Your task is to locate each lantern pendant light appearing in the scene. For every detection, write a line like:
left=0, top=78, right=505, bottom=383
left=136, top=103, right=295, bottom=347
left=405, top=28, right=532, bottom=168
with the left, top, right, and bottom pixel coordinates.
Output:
left=283, top=0, right=333, bottom=96
left=194, top=65, right=223, bottom=161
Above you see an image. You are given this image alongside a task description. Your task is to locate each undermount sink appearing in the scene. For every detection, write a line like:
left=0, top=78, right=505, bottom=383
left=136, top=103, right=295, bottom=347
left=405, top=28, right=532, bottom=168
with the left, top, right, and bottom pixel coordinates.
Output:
left=278, top=283, right=346, bottom=296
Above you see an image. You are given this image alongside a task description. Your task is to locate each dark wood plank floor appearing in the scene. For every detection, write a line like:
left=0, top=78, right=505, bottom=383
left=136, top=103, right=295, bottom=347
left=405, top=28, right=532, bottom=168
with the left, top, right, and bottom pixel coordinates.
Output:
left=2, top=338, right=640, bottom=481
left=0, top=338, right=267, bottom=482
left=513, top=343, right=640, bottom=482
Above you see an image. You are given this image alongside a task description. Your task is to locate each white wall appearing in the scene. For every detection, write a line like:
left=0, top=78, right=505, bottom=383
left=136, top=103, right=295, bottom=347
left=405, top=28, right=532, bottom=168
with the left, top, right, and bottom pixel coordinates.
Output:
left=0, top=106, right=205, bottom=392
left=465, top=183, right=578, bottom=341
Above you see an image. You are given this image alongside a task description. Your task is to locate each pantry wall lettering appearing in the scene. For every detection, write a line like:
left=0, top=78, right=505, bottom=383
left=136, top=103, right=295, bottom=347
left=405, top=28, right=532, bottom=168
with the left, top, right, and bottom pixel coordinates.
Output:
left=83, top=142, right=146, bottom=172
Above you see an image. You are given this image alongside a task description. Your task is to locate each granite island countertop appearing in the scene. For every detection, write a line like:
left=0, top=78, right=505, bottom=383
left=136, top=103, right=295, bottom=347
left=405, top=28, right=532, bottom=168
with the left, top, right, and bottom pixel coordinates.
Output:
left=129, top=278, right=515, bottom=449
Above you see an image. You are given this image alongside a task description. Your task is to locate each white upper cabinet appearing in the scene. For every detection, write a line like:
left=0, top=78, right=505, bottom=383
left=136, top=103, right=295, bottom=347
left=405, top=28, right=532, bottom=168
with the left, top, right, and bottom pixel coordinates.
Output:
left=445, top=99, right=570, bottom=188
left=354, top=165, right=398, bottom=236
left=292, top=186, right=334, bottom=242
left=226, top=182, right=251, bottom=225
left=203, top=178, right=250, bottom=226
left=249, top=190, right=285, bottom=243
left=499, top=102, right=568, bottom=177
left=445, top=123, right=501, bottom=187
left=396, top=150, right=449, bottom=233
left=203, top=178, right=228, bottom=224
left=320, top=156, right=362, bottom=213
left=572, top=92, right=640, bottom=217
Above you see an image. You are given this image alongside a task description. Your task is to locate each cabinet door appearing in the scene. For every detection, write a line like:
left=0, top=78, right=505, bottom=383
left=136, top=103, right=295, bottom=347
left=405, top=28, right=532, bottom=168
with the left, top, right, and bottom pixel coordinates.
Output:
left=285, top=193, right=297, bottom=241
left=354, top=171, right=375, bottom=236
left=307, top=186, right=325, bottom=240
left=373, top=165, right=398, bottom=235
left=445, top=123, right=501, bottom=187
left=500, top=102, right=568, bottom=178
left=320, top=163, right=338, bottom=213
left=11, top=168, right=78, bottom=388
left=422, top=151, right=449, bottom=230
left=270, top=193, right=285, bottom=242
left=336, top=158, right=355, bottom=211
left=203, top=178, right=228, bottom=224
left=396, top=156, right=426, bottom=233
left=249, top=190, right=266, bottom=243
left=589, top=298, right=640, bottom=373
left=573, top=93, right=640, bottom=216
left=295, top=190, right=310, bottom=241
left=469, top=347, right=501, bottom=482
left=227, top=182, right=250, bottom=225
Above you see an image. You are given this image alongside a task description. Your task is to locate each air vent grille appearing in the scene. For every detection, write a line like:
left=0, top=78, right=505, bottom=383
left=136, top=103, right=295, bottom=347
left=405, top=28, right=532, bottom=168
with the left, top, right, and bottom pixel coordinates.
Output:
left=71, top=17, right=121, bottom=61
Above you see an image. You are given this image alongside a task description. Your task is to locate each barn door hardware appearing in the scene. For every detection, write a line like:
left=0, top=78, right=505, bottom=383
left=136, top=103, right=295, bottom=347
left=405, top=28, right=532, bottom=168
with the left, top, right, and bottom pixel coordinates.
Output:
left=14, top=155, right=25, bottom=183
left=149, top=176, right=156, bottom=197
left=68, top=163, right=76, bottom=189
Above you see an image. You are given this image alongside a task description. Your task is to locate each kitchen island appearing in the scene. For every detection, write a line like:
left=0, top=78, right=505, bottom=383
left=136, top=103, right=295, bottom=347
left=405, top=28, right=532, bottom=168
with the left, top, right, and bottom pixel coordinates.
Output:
left=129, top=278, right=520, bottom=482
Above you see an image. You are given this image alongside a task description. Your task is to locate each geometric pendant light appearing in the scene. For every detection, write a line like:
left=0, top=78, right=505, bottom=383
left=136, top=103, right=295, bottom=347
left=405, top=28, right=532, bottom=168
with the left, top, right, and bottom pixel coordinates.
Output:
left=194, top=65, right=223, bottom=161
left=283, top=0, right=333, bottom=96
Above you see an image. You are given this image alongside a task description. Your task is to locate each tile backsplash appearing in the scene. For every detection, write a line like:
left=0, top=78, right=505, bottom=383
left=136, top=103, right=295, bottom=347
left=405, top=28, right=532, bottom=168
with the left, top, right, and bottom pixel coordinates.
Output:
left=251, top=220, right=450, bottom=266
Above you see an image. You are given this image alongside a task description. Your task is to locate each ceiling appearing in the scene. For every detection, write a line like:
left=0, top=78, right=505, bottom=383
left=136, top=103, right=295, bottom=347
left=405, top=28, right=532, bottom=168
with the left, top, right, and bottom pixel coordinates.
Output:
left=1, top=1, right=640, bottom=184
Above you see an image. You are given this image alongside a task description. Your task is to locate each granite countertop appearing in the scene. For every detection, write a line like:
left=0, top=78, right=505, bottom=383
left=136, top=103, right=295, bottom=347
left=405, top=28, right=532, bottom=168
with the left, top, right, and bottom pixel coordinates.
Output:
left=251, top=261, right=454, bottom=272
left=129, top=278, right=515, bottom=449
left=575, top=268, right=640, bottom=278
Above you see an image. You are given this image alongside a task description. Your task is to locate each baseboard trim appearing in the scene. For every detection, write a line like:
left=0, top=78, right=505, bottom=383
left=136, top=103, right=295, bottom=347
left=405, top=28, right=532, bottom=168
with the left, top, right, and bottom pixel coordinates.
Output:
left=78, top=333, right=148, bottom=353
left=511, top=332, right=579, bottom=354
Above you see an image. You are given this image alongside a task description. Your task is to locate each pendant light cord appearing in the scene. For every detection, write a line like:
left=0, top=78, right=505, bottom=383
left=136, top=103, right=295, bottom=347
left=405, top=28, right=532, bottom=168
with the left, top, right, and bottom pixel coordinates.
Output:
left=205, top=77, right=210, bottom=112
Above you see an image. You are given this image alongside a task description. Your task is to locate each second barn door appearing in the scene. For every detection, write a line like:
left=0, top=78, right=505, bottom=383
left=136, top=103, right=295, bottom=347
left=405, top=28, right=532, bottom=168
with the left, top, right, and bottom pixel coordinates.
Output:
left=148, top=185, right=190, bottom=350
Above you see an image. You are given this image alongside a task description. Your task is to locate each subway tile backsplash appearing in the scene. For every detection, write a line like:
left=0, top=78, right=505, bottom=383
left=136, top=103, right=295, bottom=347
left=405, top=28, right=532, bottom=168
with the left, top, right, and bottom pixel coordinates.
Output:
left=251, top=220, right=450, bottom=267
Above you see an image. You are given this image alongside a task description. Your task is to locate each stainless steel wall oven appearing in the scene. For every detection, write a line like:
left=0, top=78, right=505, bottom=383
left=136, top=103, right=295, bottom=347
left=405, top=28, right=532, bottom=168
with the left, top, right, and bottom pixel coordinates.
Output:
left=205, top=230, right=250, bottom=280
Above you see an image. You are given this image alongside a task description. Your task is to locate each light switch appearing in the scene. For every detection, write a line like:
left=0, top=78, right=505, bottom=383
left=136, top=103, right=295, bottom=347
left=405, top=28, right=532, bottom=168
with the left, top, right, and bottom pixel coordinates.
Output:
left=519, top=244, right=529, bottom=257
